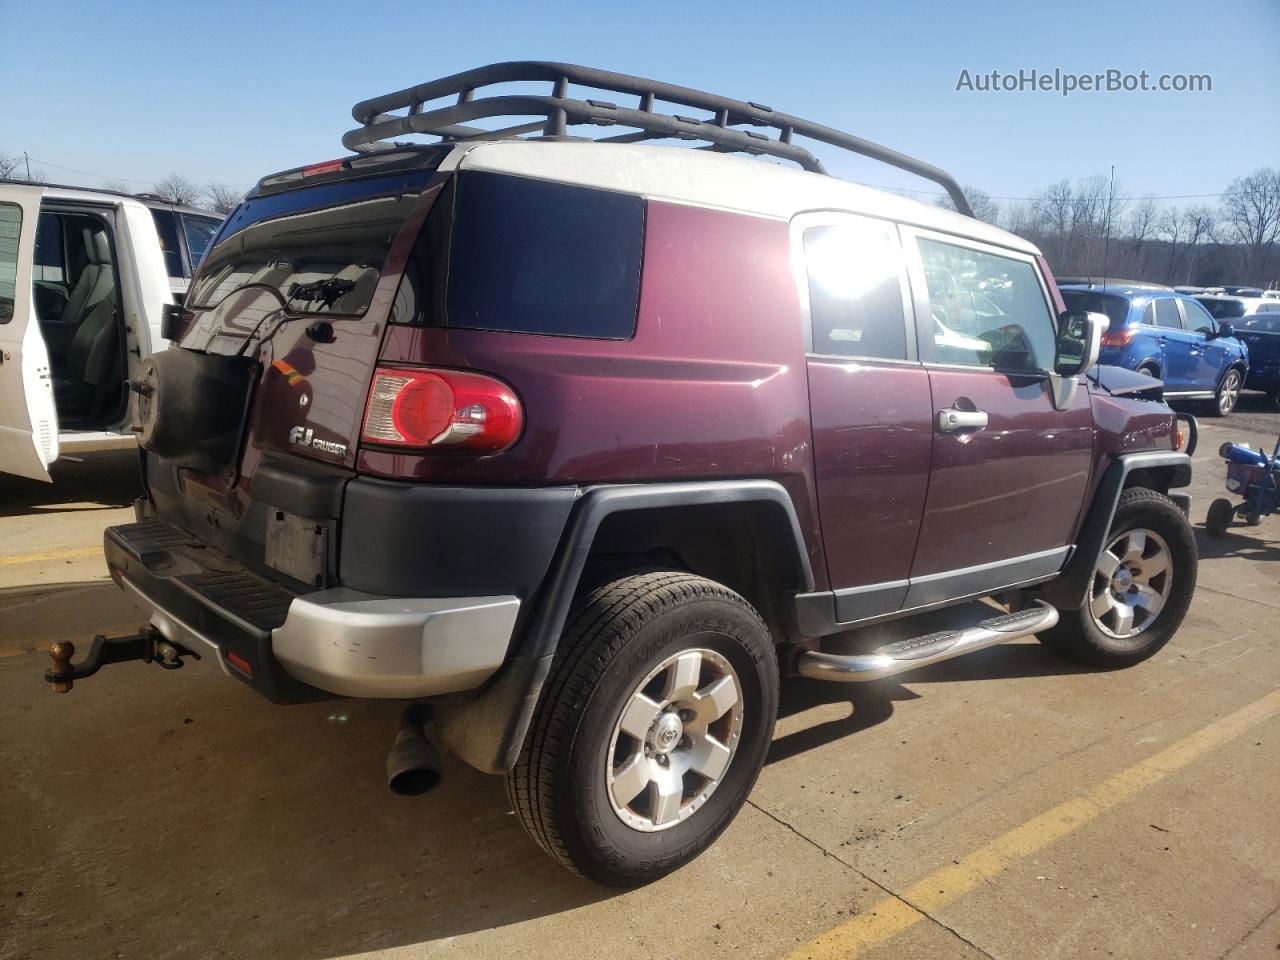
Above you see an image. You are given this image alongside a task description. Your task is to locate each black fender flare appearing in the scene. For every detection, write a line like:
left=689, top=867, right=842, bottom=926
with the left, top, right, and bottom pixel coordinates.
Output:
left=1036, top=450, right=1192, bottom=609
left=435, top=480, right=814, bottom=774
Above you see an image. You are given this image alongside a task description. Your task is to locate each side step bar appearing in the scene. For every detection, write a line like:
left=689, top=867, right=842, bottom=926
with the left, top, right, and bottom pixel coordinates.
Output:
left=796, top=601, right=1059, bottom=683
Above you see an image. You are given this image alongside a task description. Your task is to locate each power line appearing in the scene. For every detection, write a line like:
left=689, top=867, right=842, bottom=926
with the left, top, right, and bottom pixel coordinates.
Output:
left=25, top=155, right=251, bottom=191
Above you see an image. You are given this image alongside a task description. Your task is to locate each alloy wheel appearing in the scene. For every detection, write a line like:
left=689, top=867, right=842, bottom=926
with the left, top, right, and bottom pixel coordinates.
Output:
left=606, top=646, right=744, bottom=832
left=1218, top=370, right=1241, bottom=415
left=1089, top=528, right=1173, bottom=639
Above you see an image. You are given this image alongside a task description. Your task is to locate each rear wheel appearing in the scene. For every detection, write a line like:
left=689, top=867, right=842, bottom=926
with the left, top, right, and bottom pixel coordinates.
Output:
left=1210, top=368, right=1242, bottom=417
left=1137, top=363, right=1160, bottom=379
left=507, top=571, right=778, bottom=886
left=1041, top=488, right=1196, bottom=667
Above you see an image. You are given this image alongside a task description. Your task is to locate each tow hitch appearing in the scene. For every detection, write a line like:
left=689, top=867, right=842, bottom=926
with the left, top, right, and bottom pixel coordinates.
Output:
left=45, top=626, right=200, bottom=693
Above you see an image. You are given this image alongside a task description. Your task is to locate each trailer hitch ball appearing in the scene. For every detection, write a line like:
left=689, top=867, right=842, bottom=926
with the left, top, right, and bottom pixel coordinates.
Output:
left=48, top=641, right=76, bottom=693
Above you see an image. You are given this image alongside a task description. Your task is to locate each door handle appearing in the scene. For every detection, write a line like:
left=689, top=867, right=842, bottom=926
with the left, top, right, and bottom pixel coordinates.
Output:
left=937, top=408, right=989, bottom=432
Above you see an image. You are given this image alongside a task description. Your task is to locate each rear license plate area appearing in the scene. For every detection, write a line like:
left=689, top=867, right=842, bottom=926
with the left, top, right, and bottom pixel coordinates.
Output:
left=265, top=510, right=329, bottom=588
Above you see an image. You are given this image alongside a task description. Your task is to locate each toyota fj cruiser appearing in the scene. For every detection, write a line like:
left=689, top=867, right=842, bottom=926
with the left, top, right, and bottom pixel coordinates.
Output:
left=44, top=63, right=1199, bottom=886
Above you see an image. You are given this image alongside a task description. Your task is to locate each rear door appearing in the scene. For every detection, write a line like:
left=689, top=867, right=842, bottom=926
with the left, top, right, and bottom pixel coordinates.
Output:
left=1153, top=296, right=1194, bottom=390
left=797, top=213, right=932, bottom=620
left=0, top=184, right=59, bottom=481
left=902, top=228, right=1094, bottom=607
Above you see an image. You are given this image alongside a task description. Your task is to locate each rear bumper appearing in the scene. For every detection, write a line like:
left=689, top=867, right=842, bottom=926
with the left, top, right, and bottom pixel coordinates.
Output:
left=105, top=521, right=518, bottom=702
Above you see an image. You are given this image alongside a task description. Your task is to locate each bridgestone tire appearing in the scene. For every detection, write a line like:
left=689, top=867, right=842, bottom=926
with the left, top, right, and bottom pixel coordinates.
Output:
left=506, top=571, right=778, bottom=887
left=1040, top=488, right=1197, bottom=668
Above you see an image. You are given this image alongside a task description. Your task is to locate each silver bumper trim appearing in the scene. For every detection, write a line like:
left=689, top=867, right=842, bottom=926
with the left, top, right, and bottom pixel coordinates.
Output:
left=271, top=589, right=520, bottom=699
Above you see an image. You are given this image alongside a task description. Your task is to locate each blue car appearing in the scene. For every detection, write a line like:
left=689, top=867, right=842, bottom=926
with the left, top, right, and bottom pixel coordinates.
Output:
left=1230, top=311, right=1280, bottom=406
left=1060, top=284, right=1250, bottom=416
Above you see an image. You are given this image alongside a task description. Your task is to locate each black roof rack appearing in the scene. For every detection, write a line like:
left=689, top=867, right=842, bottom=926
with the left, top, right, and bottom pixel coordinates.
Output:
left=343, top=61, right=973, bottom=217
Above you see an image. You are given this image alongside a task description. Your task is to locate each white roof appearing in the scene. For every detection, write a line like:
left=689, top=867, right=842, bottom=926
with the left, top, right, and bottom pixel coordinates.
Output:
left=455, top=140, right=1039, bottom=256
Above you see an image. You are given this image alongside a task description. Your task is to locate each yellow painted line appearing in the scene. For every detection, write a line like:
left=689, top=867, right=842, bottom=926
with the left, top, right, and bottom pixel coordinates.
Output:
left=787, top=687, right=1280, bottom=960
left=0, top=546, right=102, bottom=567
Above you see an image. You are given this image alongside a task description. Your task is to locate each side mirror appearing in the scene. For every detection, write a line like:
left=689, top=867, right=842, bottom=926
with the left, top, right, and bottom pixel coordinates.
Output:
left=1216, top=322, right=1234, bottom=339
left=1054, top=309, right=1106, bottom=377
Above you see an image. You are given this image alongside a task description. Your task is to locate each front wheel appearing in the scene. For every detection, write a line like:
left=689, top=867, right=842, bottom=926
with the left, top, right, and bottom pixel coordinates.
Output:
left=507, top=571, right=778, bottom=886
left=1206, top=498, right=1235, bottom=538
left=1041, top=488, right=1197, bottom=668
left=1210, top=368, right=1242, bottom=417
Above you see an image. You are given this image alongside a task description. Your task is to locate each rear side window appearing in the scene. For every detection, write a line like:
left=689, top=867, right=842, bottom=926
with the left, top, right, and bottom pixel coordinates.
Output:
left=916, top=237, right=1056, bottom=371
left=438, top=172, right=643, bottom=339
left=1154, top=298, right=1183, bottom=329
left=0, top=203, right=19, bottom=323
left=150, top=209, right=184, bottom=278
left=803, top=220, right=908, bottom=360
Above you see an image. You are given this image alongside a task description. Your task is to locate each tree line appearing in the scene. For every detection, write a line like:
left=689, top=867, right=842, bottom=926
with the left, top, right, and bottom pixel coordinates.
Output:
left=940, top=168, right=1280, bottom=288
left=5, top=148, right=1279, bottom=286
left=0, top=153, right=245, bottom=214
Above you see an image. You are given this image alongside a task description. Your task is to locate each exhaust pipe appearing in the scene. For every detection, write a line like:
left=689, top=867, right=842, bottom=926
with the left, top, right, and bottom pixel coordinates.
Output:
left=387, top=704, right=442, bottom=796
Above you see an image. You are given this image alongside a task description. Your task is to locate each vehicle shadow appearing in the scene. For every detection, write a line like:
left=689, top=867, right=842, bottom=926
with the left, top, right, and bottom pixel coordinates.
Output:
left=768, top=635, right=1092, bottom=766
left=0, top=449, right=140, bottom=518
left=1194, top=524, right=1280, bottom=563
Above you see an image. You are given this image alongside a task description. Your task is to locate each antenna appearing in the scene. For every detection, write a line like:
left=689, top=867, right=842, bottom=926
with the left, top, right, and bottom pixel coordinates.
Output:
left=1101, top=164, right=1115, bottom=288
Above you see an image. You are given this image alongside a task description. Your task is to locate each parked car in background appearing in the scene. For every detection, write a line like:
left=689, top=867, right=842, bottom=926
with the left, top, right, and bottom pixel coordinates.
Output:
left=53, top=62, right=1199, bottom=886
left=131, top=195, right=223, bottom=299
left=1196, top=294, right=1275, bottom=321
left=1262, top=289, right=1280, bottom=300
left=1234, top=311, right=1280, bottom=405
left=1060, top=283, right=1250, bottom=415
left=1223, top=285, right=1265, bottom=297
left=0, top=182, right=204, bottom=481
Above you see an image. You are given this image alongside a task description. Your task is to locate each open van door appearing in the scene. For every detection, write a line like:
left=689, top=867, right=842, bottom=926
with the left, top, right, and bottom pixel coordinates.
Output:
left=0, top=183, right=59, bottom=481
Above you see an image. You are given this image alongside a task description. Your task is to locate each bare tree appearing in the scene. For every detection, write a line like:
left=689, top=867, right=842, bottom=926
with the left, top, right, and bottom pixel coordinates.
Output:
left=100, top=179, right=132, bottom=194
left=1220, top=168, right=1280, bottom=282
left=1126, top=196, right=1159, bottom=278
left=935, top=185, right=1000, bottom=225
left=204, top=182, right=244, bottom=214
left=153, top=173, right=203, bottom=205
left=1181, top=206, right=1217, bottom=284
left=0, top=152, right=23, bottom=180
left=1158, top=207, right=1186, bottom=280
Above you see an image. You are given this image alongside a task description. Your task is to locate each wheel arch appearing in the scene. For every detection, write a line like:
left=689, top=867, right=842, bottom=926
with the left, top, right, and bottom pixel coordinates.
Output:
left=434, top=480, right=813, bottom=775
left=1035, top=451, right=1191, bottom=609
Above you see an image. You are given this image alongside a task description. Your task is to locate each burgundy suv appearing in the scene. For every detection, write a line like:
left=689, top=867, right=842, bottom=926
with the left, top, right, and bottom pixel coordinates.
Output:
left=53, top=64, right=1198, bottom=886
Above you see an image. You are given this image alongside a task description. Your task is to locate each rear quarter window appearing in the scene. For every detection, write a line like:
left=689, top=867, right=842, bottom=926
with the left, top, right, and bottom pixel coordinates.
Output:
left=399, top=171, right=644, bottom=339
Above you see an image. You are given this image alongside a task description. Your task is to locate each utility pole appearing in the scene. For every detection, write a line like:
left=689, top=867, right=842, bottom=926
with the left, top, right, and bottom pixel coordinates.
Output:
left=23, top=152, right=31, bottom=180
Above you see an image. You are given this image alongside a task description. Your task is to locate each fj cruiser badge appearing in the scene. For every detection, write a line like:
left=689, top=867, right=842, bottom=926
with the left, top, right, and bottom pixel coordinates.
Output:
left=289, top=426, right=346, bottom=457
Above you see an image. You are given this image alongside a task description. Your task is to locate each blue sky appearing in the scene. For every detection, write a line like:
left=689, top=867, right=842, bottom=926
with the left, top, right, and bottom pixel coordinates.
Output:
left=2, top=0, right=1276, bottom=208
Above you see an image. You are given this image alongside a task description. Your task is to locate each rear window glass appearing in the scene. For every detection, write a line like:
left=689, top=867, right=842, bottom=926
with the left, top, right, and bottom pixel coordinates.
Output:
left=396, top=171, right=644, bottom=339
left=1198, top=298, right=1246, bottom=320
left=1060, top=290, right=1129, bottom=330
left=188, top=169, right=437, bottom=316
left=1240, top=314, right=1280, bottom=332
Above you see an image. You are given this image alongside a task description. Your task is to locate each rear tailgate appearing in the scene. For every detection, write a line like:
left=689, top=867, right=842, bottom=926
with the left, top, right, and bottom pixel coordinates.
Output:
left=146, top=152, right=450, bottom=583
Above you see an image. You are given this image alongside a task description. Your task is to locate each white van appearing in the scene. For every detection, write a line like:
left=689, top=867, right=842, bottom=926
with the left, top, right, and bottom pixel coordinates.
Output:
left=0, top=183, right=222, bottom=481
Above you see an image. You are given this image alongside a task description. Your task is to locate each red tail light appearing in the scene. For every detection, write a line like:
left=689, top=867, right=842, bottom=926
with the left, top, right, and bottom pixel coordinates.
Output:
left=361, top=367, right=523, bottom=452
left=1102, top=327, right=1134, bottom=347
